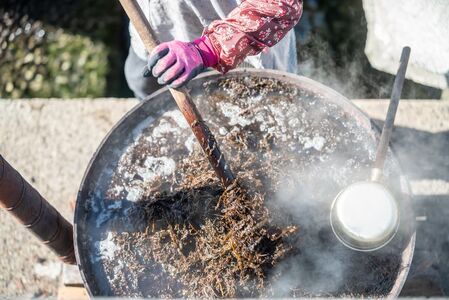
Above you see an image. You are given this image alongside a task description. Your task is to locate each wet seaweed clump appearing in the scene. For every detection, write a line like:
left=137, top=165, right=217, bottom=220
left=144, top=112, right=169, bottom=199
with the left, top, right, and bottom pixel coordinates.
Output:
left=125, top=145, right=299, bottom=298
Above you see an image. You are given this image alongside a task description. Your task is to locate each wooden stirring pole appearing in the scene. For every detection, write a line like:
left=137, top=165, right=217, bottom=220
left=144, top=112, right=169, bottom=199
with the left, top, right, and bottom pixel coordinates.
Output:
left=119, top=0, right=235, bottom=187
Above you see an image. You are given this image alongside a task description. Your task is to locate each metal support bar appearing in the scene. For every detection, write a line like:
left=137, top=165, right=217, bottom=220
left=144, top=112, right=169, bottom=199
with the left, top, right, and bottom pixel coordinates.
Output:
left=0, top=155, right=76, bottom=264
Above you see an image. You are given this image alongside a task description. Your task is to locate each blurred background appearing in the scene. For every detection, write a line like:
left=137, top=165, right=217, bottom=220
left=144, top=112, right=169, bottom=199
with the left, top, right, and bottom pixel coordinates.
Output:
left=0, top=0, right=446, bottom=100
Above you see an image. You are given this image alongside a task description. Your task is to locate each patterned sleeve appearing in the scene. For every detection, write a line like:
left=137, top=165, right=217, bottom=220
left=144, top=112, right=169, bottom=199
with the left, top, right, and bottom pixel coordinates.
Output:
left=203, top=0, right=303, bottom=73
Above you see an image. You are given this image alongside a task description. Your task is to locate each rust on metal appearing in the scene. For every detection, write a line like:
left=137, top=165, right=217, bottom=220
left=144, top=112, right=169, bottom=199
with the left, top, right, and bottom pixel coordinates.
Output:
left=0, top=155, right=76, bottom=264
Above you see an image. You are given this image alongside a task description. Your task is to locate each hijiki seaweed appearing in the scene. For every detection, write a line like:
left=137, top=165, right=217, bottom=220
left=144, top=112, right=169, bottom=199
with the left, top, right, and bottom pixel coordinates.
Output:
left=112, top=128, right=299, bottom=298
left=98, top=77, right=404, bottom=298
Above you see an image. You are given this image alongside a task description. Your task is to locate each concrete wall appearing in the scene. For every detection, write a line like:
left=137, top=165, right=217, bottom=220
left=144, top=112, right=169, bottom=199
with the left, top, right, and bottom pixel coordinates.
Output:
left=0, top=99, right=448, bottom=296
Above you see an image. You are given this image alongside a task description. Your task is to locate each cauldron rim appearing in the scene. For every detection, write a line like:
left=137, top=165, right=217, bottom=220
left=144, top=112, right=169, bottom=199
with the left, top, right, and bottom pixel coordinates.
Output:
left=74, top=68, right=415, bottom=298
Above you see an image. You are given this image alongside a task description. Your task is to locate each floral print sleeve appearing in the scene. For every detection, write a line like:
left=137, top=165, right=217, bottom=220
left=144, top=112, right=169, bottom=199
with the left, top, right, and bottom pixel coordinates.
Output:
left=203, top=0, right=303, bottom=73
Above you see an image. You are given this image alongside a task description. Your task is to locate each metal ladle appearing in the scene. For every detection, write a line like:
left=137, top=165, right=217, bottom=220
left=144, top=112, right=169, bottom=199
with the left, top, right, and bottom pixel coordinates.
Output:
left=330, top=47, right=411, bottom=251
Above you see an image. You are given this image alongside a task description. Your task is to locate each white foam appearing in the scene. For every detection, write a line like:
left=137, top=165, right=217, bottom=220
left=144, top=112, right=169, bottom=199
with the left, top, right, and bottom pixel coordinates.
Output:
left=97, top=232, right=119, bottom=260
left=335, top=182, right=398, bottom=241
left=163, top=109, right=189, bottom=129
left=136, top=156, right=176, bottom=182
left=152, top=119, right=181, bottom=138
left=131, top=116, right=154, bottom=139
left=126, top=187, right=141, bottom=202
left=218, top=102, right=253, bottom=127
left=184, top=134, right=196, bottom=153
left=303, top=136, right=326, bottom=151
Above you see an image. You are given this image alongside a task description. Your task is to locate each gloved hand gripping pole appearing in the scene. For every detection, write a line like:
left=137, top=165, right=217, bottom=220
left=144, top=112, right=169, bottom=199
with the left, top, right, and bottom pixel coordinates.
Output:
left=119, top=0, right=235, bottom=187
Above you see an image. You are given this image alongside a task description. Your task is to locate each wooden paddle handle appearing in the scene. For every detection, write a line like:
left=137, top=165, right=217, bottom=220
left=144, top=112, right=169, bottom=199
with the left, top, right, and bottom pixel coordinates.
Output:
left=119, top=0, right=235, bottom=186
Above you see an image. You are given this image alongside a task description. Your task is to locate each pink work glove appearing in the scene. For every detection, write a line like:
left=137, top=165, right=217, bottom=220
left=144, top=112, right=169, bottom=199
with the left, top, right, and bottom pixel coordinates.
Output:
left=143, top=36, right=218, bottom=88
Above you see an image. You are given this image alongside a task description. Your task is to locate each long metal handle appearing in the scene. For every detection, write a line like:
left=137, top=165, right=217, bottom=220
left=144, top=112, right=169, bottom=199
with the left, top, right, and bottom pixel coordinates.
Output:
left=0, top=155, right=76, bottom=264
left=119, top=0, right=235, bottom=187
left=372, top=47, right=411, bottom=181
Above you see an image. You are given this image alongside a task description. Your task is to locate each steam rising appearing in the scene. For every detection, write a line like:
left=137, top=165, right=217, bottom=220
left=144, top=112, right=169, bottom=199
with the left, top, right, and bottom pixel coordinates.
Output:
left=81, top=76, right=414, bottom=297
left=265, top=149, right=409, bottom=296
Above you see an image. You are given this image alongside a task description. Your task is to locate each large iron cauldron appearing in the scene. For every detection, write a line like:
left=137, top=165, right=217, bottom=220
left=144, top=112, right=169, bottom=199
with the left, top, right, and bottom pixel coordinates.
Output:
left=74, top=69, right=415, bottom=297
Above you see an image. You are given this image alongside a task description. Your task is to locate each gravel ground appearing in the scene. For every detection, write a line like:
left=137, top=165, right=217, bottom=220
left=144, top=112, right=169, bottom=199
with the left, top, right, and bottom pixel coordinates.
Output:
left=0, top=99, right=448, bottom=297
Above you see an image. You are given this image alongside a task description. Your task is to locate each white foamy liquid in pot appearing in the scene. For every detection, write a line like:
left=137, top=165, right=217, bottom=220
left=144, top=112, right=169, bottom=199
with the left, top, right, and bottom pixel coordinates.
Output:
left=335, top=182, right=398, bottom=242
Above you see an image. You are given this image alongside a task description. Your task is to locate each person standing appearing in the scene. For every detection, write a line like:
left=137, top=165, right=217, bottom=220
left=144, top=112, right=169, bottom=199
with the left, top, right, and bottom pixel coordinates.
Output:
left=125, top=0, right=303, bottom=99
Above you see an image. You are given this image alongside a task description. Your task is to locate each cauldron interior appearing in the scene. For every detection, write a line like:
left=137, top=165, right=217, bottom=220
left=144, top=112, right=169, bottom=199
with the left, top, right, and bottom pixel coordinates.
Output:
left=74, top=69, right=415, bottom=297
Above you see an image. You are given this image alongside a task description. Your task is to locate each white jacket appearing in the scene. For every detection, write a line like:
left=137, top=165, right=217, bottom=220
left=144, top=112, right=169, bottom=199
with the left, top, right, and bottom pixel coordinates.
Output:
left=130, top=0, right=298, bottom=73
